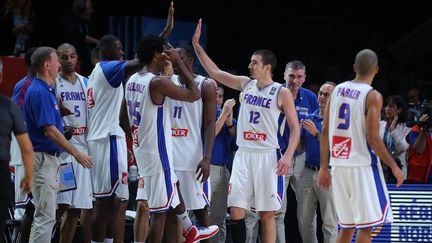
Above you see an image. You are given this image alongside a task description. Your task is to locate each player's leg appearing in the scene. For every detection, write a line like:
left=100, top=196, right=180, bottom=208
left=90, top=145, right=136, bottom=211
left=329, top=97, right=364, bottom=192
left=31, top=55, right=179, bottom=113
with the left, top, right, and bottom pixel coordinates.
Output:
left=253, top=150, right=285, bottom=243
left=259, top=211, right=276, bottom=243
left=80, top=208, right=93, bottom=243
left=148, top=211, right=167, bottom=242
left=133, top=200, right=149, bottom=243
left=337, top=228, right=355, bottom=243
left=113, top=199, right=128, bottom=243
left=229, top=207, right=247, bottom=243
left=59, top=208, right=80, bottom=243
left=227, top=150, right=254, bottom=243
left=355, top=228, right=372, bottom=243
left=91, top=197, right=116, bottom=242
left=176, top=170, right=212, bottom=243
left=193, top=206, right=211, bottom=243
left=172, top=181, right=218, bottom=243
left=163, top=209, right=181, bottom=243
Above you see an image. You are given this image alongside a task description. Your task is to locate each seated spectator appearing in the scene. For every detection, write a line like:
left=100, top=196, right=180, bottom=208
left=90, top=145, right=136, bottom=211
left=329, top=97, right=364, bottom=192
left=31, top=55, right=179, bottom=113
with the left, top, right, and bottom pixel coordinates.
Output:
left=406, top=112, right=432, bottom=183
left=379, top=95, right=411, bottom=182
left=0, top=0, right=34, bottom=56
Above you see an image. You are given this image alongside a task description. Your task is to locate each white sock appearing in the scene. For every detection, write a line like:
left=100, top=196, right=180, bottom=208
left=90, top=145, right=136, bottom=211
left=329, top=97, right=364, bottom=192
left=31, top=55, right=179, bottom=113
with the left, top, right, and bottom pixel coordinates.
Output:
left=90, top=241, right=103, bottom=243
left=177, top=211, right=193, bottom=231
left=104, top=239, right=113, bottom=243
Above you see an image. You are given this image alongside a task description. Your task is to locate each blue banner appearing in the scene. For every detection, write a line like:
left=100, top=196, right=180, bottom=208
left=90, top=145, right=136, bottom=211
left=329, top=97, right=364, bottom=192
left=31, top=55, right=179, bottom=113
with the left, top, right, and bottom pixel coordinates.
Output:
left=351, top=184, right=432, bottom=242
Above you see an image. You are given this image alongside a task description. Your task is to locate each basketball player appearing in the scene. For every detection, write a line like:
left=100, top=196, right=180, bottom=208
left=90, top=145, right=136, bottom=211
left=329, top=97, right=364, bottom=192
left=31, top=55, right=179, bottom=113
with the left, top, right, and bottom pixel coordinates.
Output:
left=192, top=19, right=300, bottom=243
left=86, top=4, right=175, bottom=242
left=55, top=43, right=92, bottom=243
left=164, top=44, right=216, bottom=243
left=318, top=49, right=403, bottom=243
left=124, top=34, right=219, bottom=243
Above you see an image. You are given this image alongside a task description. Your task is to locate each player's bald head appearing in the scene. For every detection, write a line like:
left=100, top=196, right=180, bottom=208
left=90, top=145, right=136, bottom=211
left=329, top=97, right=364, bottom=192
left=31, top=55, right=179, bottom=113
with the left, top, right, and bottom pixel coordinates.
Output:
left=354, top=49, right=378, bottom=76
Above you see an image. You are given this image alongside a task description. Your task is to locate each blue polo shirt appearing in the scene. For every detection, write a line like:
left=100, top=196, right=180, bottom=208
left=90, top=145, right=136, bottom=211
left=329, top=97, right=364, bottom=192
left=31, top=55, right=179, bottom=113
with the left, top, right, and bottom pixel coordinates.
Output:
left=301, top=109, right=322, bottom=167
left=281, top=86, right=319, bottom=155
left=23, top=78, right=64, bottom=153
left=211, top=107, right=236, bottom=166
left=12, top=75, right=33, bottom=110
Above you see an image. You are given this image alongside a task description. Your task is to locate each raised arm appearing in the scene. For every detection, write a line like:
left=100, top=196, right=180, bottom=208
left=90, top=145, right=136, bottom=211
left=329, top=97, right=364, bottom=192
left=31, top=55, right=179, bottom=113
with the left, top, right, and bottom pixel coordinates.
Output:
left=366, top=90, right=403, bottom=186
left=192, top=19, right=249, bottom=91
left=159, top=1, right=174, bottom=39
left=125, top=2, right=174, bottom=77
left=277, top=87, right=300, bottom=175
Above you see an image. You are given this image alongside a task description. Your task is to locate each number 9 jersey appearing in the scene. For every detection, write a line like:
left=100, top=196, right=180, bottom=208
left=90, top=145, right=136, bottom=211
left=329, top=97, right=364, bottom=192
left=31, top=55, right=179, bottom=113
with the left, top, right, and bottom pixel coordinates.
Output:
left=328, top=81, right=374, bottom=166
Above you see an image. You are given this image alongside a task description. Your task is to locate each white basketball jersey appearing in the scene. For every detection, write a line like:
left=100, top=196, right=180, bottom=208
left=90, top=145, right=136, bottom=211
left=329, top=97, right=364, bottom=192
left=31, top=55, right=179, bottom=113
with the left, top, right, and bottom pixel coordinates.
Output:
left=170, top=74, right=205, bottom=171
left=328, top=81, right=374, bottom=166
left=87, top=62, right=126, bottom=141
left=56, top=73, right=87, bottom=146
left=125, top=72, right=173, bottom=176
left=237, top=80, right=284, bottom=150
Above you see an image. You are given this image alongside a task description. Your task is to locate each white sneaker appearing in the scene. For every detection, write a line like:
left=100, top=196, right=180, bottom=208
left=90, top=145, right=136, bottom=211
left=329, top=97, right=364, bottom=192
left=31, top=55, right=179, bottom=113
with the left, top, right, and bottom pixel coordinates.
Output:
left=183, top=224, right=219, bottom=243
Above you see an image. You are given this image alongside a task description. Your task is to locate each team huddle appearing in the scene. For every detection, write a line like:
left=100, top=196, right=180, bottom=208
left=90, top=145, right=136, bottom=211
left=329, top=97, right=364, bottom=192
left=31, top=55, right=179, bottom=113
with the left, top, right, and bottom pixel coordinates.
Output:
left=4, top=3, right=404, bottom=243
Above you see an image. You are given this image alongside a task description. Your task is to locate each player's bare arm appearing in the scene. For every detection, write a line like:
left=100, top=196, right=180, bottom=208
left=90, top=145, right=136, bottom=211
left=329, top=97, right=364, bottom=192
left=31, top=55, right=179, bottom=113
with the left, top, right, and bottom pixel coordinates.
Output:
left=125, top=2, right=174, bottom=77
left=192, top=18, right=249, bottom=91
left=196, top=79, right=217, bottom=182
left=366, top=90, right=403, bottom=187
left=159, top=1, right=174, bottom=39
left=277, top=87, right=300, bottom=176
left=119, top=99, right=132, bottom=140
left=318, top=98, right=331, bottom=190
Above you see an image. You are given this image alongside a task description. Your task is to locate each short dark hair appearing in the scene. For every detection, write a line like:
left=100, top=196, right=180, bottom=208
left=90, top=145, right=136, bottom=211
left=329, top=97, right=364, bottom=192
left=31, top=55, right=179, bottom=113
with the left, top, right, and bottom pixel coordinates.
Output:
left=136, top=34, right=165, bottom=65
left=285, top=60, right=306, bottom=73
left=177, top=44, right=194, bottom=61
left=98, top=35, right=120, bottom=60
left=31, top=47, right=56, bottom=72
left=253, top=49, right=277, bottom=72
